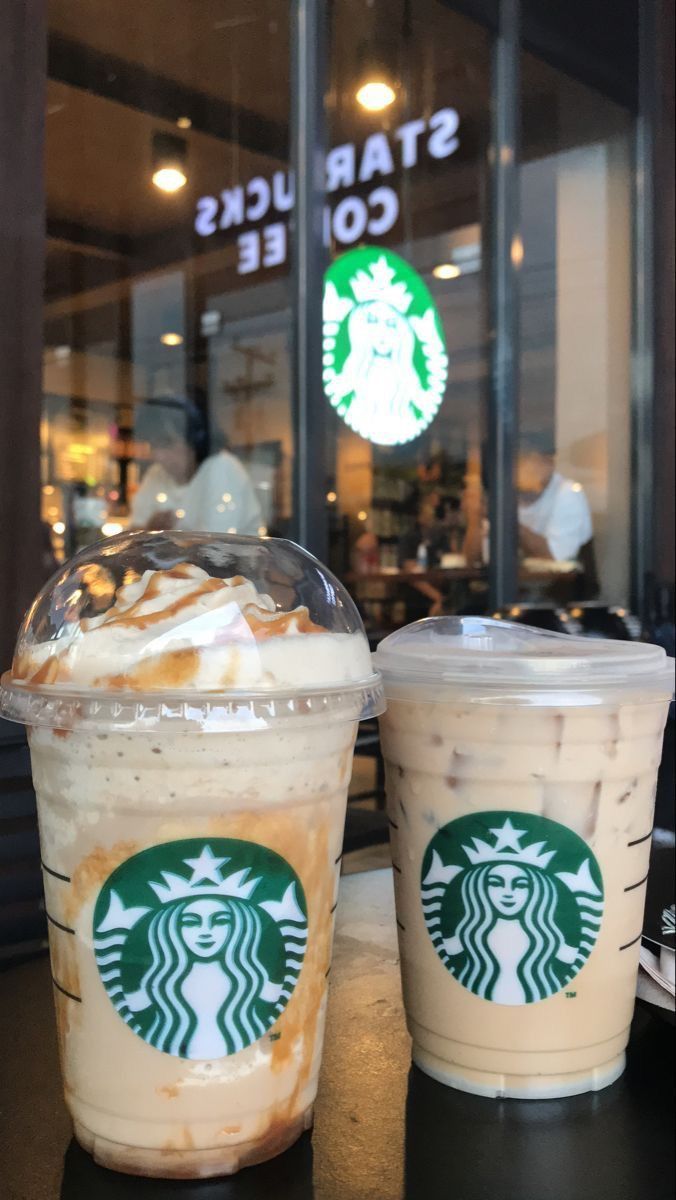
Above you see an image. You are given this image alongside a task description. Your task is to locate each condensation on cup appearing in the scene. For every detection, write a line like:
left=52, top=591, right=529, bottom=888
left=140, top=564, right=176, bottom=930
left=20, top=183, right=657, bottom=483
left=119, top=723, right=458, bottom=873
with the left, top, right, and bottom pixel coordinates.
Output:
left=0, top=531, right=384, bottom=1178
left=374, top=616, right=674, bottom=1099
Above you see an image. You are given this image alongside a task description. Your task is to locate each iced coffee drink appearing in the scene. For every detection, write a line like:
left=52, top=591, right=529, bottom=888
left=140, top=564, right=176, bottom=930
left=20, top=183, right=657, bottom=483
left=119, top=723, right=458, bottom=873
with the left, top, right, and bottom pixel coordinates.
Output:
left=1, top=532, right=383, bottom=1177
left=374, top=617, right=673, bottom=1099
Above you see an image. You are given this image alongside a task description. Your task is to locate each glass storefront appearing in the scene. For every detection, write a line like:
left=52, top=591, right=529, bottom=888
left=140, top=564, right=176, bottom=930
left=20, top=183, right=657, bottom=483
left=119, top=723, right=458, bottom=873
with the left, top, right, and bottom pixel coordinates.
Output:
left=44, top=0, right=293, bottom=559
left=518, top=53, right=633, bottom=608
left=325, top=4, right=490, bottom=629
left=39, top=0, right=648, bottom=632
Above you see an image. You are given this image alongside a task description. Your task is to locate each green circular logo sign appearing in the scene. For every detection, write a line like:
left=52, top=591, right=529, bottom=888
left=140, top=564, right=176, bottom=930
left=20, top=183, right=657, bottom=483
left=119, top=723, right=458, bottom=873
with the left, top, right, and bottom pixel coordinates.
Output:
left=421, top=812, right=604, bottom=1005
left=322, top=246, right=448, bottom=446
left=93, top=839, right=307, bottom=1059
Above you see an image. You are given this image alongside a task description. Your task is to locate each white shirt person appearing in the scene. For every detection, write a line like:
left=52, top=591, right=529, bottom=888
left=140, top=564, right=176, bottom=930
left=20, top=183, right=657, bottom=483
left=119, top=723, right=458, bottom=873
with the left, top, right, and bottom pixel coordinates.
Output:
left=129, top=463, right=185, bottom=528
left=463, top=443, right=593, bottom=566
left=180, top=449, right=262, bottom=535
left=130, top=397, right=262, bottom=535
left=519, top=471, right=592, bottom=562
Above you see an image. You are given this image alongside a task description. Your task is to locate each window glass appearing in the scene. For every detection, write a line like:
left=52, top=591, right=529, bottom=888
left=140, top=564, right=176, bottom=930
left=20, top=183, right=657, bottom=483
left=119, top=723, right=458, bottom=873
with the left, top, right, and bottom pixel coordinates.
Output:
left=517, top=55, right=633, bottom=608
left=43, top=1, right=291, bottom=559
left=325, top=3, right=491, bottom=634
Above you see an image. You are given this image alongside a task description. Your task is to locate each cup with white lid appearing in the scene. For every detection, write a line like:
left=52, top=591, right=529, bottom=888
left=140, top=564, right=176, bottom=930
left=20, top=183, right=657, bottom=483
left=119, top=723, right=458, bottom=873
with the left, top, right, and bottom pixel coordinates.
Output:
left=1, top=531, right=384, bottom=1177
left=374, top=616, right=673, bottom=1099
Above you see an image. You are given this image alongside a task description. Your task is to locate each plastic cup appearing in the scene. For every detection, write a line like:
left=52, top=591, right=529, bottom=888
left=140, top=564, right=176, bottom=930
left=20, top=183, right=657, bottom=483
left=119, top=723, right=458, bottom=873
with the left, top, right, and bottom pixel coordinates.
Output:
left=373, top=617, right=673, bottom=1099
left=1, top=532, right=383, bottom=1177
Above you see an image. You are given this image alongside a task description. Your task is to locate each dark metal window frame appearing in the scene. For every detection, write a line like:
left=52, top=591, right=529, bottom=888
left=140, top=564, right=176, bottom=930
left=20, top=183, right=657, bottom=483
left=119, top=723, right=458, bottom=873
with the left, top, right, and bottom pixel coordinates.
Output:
left=290, top=0, right=654, bottom=613
left=631, top=0, right=657, bottom=624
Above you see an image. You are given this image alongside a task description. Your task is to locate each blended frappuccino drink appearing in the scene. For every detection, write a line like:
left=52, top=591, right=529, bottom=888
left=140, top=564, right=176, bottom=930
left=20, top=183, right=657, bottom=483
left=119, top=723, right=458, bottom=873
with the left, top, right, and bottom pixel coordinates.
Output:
left=1, top=532, right=383, bottom=1177
left=374, top=617, right=673, bottom=1099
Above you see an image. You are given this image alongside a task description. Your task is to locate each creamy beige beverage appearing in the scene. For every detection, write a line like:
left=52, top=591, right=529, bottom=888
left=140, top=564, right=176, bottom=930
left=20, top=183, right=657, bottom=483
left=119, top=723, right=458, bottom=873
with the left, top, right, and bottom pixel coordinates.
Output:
left=374, top=618, right=673, bottom=1099
left=1, top=533, right=383, bottom=1177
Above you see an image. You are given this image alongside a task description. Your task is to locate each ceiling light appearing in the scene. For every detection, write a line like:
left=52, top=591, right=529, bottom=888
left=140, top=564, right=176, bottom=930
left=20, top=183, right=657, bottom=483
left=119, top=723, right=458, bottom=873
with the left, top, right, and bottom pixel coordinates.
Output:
left=160, top=332, right=184, bottom=347
left=176, top=116, right=192, bottom=130
left=432, top=263, right=461, bottom=280
left=152, top=132, right=188, bottom=193
left=52, top=521, right=66, bottom=535
left=152, top=166, right=187, bottom=193
left=101, top=522, right=124, bottom=537
left=356, top=80, right=396, bottom=112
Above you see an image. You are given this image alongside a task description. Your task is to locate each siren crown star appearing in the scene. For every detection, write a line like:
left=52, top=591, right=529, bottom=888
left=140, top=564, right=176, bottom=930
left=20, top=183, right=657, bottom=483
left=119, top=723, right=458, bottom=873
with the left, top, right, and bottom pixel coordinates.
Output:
left=147, top=846, right=262, bottom=904
left=488, top=818, right=527, bottom=852
left=462, top=817, right=557, bottom=869
left=185, top=845, right=229, bottom=885
left=350, top=256, right=413, bottom=314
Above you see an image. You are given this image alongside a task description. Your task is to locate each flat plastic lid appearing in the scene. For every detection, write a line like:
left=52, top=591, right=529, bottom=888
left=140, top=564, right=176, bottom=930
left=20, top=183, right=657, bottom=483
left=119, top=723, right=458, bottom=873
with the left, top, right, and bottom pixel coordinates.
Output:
left=1, top=531, right=383, bottom=731
left=374, top=616, right=675, bottom=695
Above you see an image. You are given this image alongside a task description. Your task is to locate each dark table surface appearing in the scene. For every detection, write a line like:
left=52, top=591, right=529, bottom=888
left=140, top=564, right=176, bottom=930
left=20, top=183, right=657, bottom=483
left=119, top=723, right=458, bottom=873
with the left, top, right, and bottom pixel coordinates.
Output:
left=1, top=870, right=673, bottom=1200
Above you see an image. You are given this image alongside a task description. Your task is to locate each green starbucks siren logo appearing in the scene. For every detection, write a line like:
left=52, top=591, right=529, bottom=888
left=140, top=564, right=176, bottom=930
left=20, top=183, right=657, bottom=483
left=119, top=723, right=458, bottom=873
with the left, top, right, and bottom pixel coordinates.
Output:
left=322, top=246, right=448, bottom=446
left=93, top=839, right=308, bottom=1058
left=421, top=813, right=604, bottom=1005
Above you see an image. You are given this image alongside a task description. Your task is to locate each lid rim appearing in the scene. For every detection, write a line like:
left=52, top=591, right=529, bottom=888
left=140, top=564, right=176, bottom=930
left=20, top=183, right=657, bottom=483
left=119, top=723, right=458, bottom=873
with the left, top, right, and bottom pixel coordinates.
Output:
left=0, top=670, right=385, bottom=731
left=1, top=669, right=383, bottom=705
left=373, top=617, right=674, bottom=691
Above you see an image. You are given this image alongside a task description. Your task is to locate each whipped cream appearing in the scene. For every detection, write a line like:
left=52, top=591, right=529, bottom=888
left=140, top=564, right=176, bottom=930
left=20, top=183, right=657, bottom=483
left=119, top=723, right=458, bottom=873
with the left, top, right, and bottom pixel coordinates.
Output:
left=13, top=563, right=374, bottom=693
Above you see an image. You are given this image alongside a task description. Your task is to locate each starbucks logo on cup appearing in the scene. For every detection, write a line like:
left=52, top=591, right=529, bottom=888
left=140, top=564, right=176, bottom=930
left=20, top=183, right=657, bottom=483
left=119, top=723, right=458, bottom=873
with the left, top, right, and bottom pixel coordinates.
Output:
left=421, top=812, right=604, bottom=1005
left=93, top=839, right=308, bottom=1059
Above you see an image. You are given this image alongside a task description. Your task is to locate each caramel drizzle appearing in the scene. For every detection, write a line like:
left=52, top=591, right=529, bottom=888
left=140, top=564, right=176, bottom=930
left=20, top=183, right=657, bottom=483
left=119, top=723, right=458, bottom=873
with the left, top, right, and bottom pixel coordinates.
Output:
left=97, top=647, right=200, bottom=691
left=26, top=655, right=67, bottom=685
left=82, top=569, right=253, bottom=633
left=244, top=608, right=325, bottom=639
left=94, top=576, right=226, bottom=632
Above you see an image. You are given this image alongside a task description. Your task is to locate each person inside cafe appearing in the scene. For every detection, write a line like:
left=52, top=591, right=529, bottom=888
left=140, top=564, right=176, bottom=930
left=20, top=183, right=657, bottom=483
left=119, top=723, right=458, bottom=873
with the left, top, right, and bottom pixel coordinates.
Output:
left=516, top=437, right=593, bottom=563
left=463, top=436, right=593, bottom=567
left=131, top=396, right=262, bottom=534
left=397, top=490, right=450, bottom=618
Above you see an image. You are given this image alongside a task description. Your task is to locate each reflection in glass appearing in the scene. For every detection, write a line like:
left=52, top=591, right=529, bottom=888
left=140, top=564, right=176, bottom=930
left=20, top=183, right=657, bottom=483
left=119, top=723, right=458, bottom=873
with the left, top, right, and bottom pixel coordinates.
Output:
left=43, top=1, right=292, bottom=562
left=326, top=3, right=491, bottom=633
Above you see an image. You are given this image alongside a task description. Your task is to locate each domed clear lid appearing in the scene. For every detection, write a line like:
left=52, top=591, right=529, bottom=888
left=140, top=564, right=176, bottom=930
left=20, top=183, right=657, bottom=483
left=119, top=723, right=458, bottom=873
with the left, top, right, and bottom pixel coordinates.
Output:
left=1, top=532, right=383, bottom=731
left=374, top=616, right=675, bottom=697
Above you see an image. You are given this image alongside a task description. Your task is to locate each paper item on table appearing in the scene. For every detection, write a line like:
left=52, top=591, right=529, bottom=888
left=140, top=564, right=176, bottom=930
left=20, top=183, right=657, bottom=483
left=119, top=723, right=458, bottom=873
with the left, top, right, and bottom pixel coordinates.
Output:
left=642, top=833, right=674, bottom=951
left=522, top=557, right=578, bottom=574
left=638, top=944, right=675, bottom=1008
left=659, top=918, right=675, bottom=986
left=637, top=965, right=674, bottom=1012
